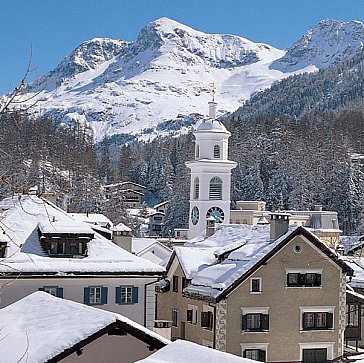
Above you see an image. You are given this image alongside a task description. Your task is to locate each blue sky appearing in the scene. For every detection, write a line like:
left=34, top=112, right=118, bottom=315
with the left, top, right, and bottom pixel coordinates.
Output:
left=1, top=0, right=364, bottom=93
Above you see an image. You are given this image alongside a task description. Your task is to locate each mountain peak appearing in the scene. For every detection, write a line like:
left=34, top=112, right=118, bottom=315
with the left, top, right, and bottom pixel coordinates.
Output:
left=271, top=19, right=364, bottom=72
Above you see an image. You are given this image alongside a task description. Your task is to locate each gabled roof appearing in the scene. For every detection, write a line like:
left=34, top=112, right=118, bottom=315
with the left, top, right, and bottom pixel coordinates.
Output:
left=133, top=238, right=172, bottom=255
left=154, top=201, right=169, bottom=209
left=136, top=340, right=252, bottom=363
left=0, top=292, right=169, bottom=363
left=0, top=195, right=164, bottom=276
left=182, top=225, right=353, bottom=302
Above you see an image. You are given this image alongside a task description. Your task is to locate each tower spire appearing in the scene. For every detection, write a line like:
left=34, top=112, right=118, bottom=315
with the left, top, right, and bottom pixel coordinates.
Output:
left=208, top=82, right=217, bottom=119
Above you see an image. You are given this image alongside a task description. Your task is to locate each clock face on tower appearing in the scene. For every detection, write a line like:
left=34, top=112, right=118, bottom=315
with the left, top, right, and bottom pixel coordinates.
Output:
left=206, top=206, right=224, bottom=223
left=191, top=206, right=200, bottom=225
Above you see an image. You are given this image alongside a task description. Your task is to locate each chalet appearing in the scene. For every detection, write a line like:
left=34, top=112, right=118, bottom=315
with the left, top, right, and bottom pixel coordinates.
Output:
left=156, top=215, right=353, bottom=362
left=0, top=292, right=169, bottom=363
left=103, top=181, right=146, bottom=208
left=0, top=195, right=165, bottom=330
left=149, top=211, right=165, bottom=237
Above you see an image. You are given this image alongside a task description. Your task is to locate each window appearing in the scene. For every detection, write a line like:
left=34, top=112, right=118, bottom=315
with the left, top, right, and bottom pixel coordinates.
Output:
left=243, top=349, right=266, bottom=362
left=39, top=286, right=63, bottom=298
left=172, top=275, right=179, bottom=292
left=250, top=278, right=261, bottom=293
left=242, top=313, right=269, bottom=332
left=182, top=277, right=188, bottom=289
left=195, top=144, right=200, bottom=158
left=187, top=305, right=198, bottom=324
left=213, top=145, right=220, bottom=158
left=302, top=312, right=333, bottom=330
left=209, top=177, right=222, bottom=200
left=172, top=309, right=178, bottom=327
left=194, top=177, right=200, bottom=199
left=201, top=308, right=214, bottom=330
left=287, top=273, right=321, bottom=287
left=116, top=286, right=139, bottom=304
left=154, top=216, right=163, bottom=221
left=347, top=304, right=359, bottom=327
left=0, top=242, right=6, bottom=258
left=84, top=286, right=108, bottom=305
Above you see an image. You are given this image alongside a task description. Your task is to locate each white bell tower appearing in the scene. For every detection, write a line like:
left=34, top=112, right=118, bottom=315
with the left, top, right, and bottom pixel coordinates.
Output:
left=186, top=98, right=237, bottom=239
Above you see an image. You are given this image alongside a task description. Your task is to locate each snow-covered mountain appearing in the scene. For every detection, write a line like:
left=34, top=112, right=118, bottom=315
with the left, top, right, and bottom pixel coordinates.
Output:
left=19, top=18, right=364, bottom=141
left=271, top=19, right=364, bottom=72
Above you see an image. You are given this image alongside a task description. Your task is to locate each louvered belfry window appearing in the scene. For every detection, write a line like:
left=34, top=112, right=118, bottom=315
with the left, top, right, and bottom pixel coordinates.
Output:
left=194, top=177, right=200, bottom=199
left=213, top=145, right=220, bottom=158
left=209, top=177, right=222, bottom=200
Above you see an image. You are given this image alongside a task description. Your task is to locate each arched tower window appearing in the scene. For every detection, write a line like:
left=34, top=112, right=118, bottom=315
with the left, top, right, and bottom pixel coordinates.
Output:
left=209, top=177, right=222, bottom=200
left=194, top=177, right=200, bottom=199
left=196, top=144, right=200, bottom=158
left=213, top=145, right=220, bottom=158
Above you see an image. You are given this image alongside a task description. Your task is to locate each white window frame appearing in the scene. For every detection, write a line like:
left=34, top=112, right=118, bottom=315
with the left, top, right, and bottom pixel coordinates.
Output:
left=187, top=304, right=198, bottom=325
left=90, top=286, right=102, bottom=305
left=250, top=277, right=262, bottom=294
left=299, top=306, right=335, bottom=331
left=121, top=286, right=133, bottom=304
left=299, top=342, right=335, bottom=361
left=44, top=286, right=57, bottom=296
left=241, top=343, right=269, bottom=360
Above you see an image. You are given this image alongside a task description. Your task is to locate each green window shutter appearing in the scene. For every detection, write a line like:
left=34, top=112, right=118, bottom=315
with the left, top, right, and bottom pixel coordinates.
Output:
left=115, top=287, right=121, bottom=304
left=56, top=287, right=63, bottom=298
left=315, top=273, right=322, bottom=286
left=84, top=287, right=90, bottom=305
left=38, top=287, right=45, bottom=292
left=302, top=312, right=308, bottom=329
left=258, top=350, right=266, bottom=362
left=327, top=312, right=333, bottom=329
left=101, top=287, right=108, bottom=304
left=132, top=287, right=138, bottom=304
left=261, top=314, right=269, bottom=330
left=242, top=314, right=247, bottom=331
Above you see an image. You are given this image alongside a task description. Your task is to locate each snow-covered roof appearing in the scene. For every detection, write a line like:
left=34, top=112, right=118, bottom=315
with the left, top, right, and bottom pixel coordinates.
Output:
left=112, top=222, right=132, bottom=232
left=133, top=238, right=171, bottom=254
left=196, top=119, right=229, bottom=133
left=68, top=212, right=113, bottom=228
left=0, top=195, right=164, bottom=275
left=154, top=201, right=169, bottom=209
left=0, top=292, right=169, bottom=363
left=178, top=224, right=352, bottom=301
left=38, top=220, right=94, bottom=235
left=136, top=340, right=253, bottom=363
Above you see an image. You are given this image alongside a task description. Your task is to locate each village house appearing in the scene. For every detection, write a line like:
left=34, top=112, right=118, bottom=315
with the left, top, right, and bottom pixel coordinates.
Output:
left=103, top=181, right=146, bottom=208
left=156, top=219, right=353, bottom=362
left=0, top=194, right=165, bottom=330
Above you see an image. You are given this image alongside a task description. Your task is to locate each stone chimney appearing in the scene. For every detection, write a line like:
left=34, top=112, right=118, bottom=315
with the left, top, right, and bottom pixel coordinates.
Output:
left=206, top=216, right=216, bottom=238
left=208, top=101, right=217, bottom=119
left=112, top=223, right=133, bottom=252
left=270, top=213, right=290, bottom=241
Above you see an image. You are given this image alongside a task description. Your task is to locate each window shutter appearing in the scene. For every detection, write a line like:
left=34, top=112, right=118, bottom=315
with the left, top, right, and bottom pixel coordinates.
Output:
left=315, top=273, right=322, bottom=286
left=327, top=312, right=333, bottom=329
left=115, top=287, right=121, bottom=304
left=243, top=350, right=247, bottom=358
left=258, top=350, right=266, bottom=362
left=56, top=287, right=63, bottom=298
left=101, top=287, right=108, bottom=304
left=302, top=312, right=308, bottom=329
left=261, top=314, right=269, bottom=330
left=132, top=287, right=139, bottom=303
left=298, top=273, right=306, bottom=286
left=242, top=314, right=247, bottom=331
left=84, top=287, right=90, bottom=305
left=187, top=309, right=193, bottom=322
left=38, top=287, right=45, bottom=292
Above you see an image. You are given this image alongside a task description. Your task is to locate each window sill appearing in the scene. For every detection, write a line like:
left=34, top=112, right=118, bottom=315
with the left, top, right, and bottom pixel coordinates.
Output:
left=250, top=291, right=262, bottom=295
left=285, top=286, right=322, bottom=289
left=242, top=330, right=269, bottom=334
left=300, top=329, right=334, bottom=333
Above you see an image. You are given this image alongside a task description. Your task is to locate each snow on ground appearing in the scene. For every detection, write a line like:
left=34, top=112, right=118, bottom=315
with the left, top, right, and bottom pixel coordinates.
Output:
left=0, top=292, right=169, bottom=363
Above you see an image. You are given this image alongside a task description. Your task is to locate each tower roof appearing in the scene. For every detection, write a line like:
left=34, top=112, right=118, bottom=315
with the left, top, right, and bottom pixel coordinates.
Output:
left=196, top=119, right=230, bottom=134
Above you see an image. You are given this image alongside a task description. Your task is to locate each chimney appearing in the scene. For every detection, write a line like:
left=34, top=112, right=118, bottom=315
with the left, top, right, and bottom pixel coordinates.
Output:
left=112, top=223, right=133, bottom=252
left=206, top=216, right=216, bottom=238
left=208, top=101, right=217, bottom=119
left=270, top=213, right=290, bottom=241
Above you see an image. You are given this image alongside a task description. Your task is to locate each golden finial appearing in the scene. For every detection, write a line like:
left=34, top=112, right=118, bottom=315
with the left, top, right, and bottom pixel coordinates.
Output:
left=209, top=82, right=216, bottom=102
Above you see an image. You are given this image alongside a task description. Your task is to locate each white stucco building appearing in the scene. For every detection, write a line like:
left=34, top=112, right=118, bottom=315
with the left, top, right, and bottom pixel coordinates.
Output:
left=185, top=101, right=237, bottom=239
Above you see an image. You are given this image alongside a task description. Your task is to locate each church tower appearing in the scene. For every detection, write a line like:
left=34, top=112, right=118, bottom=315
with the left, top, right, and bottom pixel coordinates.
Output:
left=186, top=100, right=237, bottom=239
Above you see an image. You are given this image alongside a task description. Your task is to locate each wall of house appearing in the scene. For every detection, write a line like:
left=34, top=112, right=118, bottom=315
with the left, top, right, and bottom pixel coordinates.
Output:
left=225, top=234, right=344, bottom=362
left=0, top=276, right=158, bottom=327
left=61, top=332, right=156, bottom=363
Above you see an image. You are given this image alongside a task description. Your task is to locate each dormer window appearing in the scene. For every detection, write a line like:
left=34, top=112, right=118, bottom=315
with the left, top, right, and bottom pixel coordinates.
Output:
left=213, top=145, right=220, bottom=158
